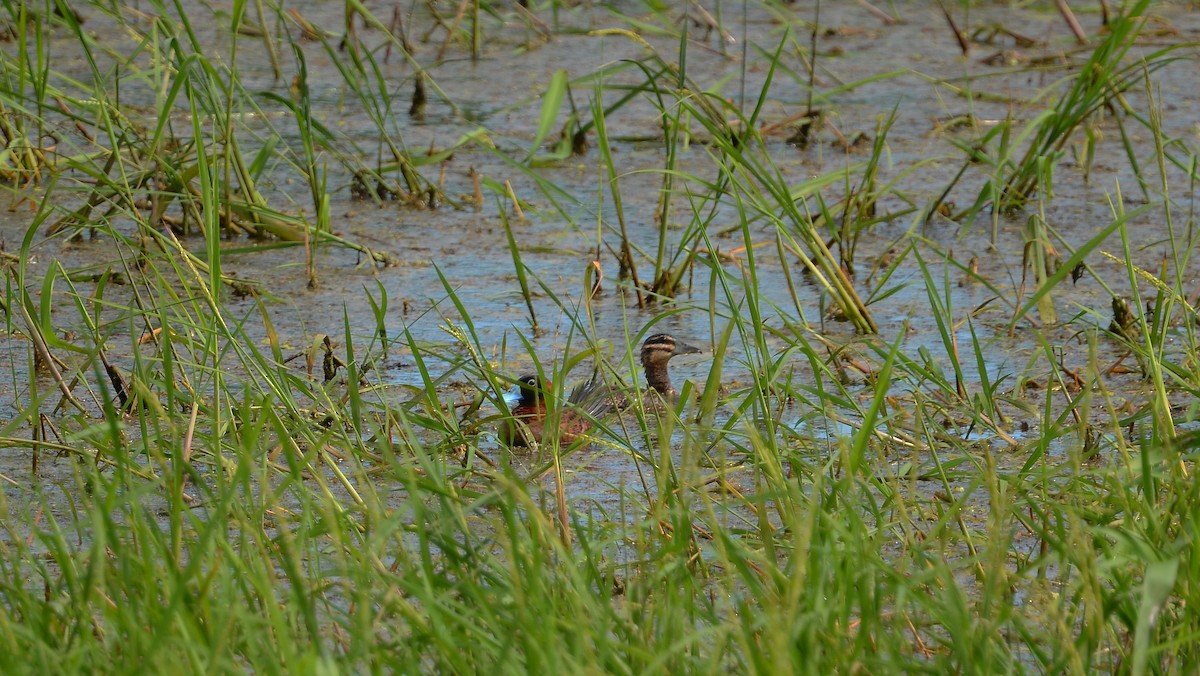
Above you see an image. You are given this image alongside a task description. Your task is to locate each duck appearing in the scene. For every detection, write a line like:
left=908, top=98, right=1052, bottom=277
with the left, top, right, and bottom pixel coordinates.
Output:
left=500, top=371, right=615, bottom=447
left=640, top=333, right=702, bottom=398
left=614, top=333, right=703, bottom=411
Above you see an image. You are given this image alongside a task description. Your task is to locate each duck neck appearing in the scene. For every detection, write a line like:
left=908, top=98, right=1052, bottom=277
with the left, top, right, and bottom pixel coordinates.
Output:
left=642, top=355, right=675, bottom=397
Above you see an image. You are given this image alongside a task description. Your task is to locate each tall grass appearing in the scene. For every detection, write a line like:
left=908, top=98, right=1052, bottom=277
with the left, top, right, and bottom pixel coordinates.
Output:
left=948, top=0, right=1185, bottom=218
left=0, top=0, right=1197, bottom=672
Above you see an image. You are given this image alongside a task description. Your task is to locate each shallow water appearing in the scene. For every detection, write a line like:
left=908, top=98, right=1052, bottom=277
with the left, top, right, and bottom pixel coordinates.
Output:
left=1, top=4, right=1198, bottom=637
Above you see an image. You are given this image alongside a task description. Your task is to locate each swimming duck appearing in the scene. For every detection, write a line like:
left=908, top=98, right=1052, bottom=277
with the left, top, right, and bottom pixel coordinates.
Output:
left=500, top=372, right=615, bottom=447
left=638, top=333, right=702, bottom=399
left=608, top=333, right=703, bottom=415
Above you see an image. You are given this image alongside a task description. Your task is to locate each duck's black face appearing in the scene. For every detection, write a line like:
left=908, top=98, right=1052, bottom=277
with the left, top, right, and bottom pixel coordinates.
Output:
left=505, top=375, right=546, bottom=409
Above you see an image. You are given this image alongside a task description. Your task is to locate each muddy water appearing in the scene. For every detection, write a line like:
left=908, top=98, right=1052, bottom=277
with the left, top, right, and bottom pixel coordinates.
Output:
left=2, top=2, right=1199, bottom=549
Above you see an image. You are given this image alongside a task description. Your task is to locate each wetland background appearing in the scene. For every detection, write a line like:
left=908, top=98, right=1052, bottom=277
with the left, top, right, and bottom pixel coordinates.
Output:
left=1, top=0, right=1199, bottom=671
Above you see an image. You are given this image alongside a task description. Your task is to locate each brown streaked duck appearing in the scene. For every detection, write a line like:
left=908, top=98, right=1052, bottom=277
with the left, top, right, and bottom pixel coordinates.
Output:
left=613, top=333, right=703, bottom=412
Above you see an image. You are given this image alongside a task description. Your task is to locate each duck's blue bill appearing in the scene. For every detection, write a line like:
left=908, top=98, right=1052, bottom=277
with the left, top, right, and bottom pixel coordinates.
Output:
left=502, top=387, right=521, bottom=409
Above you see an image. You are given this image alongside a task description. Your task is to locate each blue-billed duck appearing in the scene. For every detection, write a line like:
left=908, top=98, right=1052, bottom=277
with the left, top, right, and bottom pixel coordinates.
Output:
left=501, top=372, right=615, bottom=447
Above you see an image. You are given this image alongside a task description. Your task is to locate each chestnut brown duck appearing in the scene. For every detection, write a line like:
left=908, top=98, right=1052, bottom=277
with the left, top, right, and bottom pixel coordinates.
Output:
left=500, top=372, right=615, bottom=447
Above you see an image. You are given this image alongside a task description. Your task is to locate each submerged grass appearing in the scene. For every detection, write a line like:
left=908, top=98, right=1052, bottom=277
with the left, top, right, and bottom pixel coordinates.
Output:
left=0, top=0, right=1198, bottom=672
